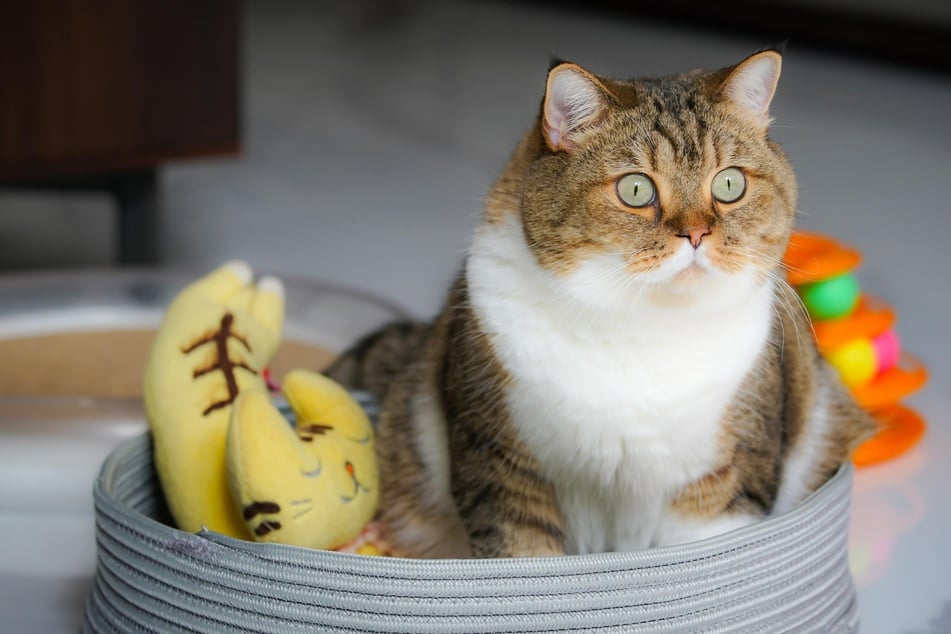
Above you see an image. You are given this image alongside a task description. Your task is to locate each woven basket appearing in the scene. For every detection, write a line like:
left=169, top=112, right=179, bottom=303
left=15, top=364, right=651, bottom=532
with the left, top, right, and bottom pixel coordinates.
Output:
left=84, top=433, right=859, bottom=633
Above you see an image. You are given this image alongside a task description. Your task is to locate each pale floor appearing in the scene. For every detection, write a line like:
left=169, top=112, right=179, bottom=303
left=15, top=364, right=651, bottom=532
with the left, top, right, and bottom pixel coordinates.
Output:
left=2, top=0, right=950, bottom=631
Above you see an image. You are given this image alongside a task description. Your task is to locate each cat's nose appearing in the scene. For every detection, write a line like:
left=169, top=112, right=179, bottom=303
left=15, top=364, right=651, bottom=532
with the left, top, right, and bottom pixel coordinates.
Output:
left=679, top=226, right=711, bottom=249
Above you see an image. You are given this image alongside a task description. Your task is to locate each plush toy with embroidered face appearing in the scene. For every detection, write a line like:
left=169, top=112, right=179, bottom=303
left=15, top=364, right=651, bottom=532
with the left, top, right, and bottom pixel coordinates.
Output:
left=228, top=370, right=378, bottom=549
left=143, top=261, right=380, bottom=551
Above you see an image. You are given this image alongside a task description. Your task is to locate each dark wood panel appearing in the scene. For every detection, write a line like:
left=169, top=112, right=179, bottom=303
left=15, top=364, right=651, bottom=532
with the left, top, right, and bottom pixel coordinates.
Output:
left=0, top=0, right=240, bottom=182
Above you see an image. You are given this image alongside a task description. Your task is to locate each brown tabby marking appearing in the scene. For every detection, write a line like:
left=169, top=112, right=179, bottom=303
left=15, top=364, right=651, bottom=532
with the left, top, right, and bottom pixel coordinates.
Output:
left=328, top=50, right=875, bottom=557
left=327, top=321, right=430, bottom=397
left=182, top=313, right=257, bottom=416
left=297, top=423, right=333, bottom=442
left=519, top=66, right=796, bottom=285
left=439, top=282, right=565, bottom=557
left=242, top=501, right=282, bottom=537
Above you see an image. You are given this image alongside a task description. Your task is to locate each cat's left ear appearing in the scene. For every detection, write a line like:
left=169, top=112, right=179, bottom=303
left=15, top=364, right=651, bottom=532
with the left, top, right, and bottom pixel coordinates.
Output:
left=543, top=63, right=615, bottom=152
left=721, top=50, right=782, bottom=130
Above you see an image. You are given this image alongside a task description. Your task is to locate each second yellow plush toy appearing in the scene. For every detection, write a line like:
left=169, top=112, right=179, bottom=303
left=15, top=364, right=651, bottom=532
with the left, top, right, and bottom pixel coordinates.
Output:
left=144, top=262, right=379, bottom=551
left=227, top=370, right=378, bottom=549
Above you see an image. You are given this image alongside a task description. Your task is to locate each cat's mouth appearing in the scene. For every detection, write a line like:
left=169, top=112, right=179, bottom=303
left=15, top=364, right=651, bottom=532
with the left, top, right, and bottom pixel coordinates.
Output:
left=622, top=242, right=717, bottom=288
left=659, top=243, right=717, bottom=286
left=674, top=261, right=708, bottom=284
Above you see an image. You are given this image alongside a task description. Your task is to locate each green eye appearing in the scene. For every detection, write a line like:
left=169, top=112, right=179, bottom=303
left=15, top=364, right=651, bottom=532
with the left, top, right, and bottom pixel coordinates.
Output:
left=616, top=173, right=656, bottom=208
left=711, top=167, right=746, bottom=203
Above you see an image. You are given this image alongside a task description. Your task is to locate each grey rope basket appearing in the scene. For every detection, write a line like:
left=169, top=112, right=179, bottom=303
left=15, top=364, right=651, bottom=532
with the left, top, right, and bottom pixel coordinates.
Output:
left=83, top=433, right=860, bottom=633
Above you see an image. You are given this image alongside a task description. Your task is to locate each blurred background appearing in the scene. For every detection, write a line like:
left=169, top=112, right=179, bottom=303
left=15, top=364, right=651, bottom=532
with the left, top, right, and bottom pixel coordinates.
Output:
left=2, top=0, right=950, bottom=318
left=1, top=1, right=950, bottom=632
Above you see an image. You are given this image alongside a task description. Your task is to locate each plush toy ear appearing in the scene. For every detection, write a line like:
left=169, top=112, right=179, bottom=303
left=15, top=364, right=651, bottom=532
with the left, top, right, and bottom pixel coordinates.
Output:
left=543, top=63, right=614, bottom=152
left=721, top=50, right=782, bottom=130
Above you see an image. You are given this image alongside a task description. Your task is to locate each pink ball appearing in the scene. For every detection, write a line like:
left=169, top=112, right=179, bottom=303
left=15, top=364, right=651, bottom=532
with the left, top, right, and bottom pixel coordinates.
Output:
left=873, top=329, right=901, bottom=374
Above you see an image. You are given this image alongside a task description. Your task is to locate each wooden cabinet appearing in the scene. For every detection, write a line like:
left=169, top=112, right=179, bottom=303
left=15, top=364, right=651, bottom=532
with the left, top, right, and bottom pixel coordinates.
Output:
left=0, top=0, right=241, bottom=263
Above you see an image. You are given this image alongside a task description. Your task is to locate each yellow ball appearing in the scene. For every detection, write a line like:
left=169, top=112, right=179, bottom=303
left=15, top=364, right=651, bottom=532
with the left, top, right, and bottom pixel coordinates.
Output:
left=826, top=339, right=877, bottom=388
left=356, top=544, right=384, bottom=557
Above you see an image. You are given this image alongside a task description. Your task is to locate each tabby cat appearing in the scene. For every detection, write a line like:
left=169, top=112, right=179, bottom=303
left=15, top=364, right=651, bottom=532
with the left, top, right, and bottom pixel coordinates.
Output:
left=327, top=50, right=875, bottom=558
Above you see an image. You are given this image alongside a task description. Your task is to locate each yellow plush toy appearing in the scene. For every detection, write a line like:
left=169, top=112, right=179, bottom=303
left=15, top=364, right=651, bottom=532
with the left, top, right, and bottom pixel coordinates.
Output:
left=228, top=370, right=379, bottom=549
left=144, top=261, right=380, bottom=551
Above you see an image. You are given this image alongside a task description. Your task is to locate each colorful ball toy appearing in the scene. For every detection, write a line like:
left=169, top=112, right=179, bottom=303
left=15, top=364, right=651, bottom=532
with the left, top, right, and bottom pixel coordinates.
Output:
left=784, top=231, right=928, bottom=466
left=798, top=272, right=861, bottom=321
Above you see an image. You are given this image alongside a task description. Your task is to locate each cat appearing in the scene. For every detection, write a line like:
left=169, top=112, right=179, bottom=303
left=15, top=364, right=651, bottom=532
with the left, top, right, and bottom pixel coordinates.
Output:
left=326, top=49, right=876, bottom=558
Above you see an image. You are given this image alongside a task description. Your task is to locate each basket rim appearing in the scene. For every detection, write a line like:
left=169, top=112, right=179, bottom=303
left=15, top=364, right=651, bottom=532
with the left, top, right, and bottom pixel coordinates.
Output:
left=95, top=431, right=854, bottom=577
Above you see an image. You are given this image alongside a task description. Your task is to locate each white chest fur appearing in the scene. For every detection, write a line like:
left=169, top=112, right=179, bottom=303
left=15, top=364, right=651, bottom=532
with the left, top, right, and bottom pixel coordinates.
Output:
left=466, top=217, right=775, bottom=553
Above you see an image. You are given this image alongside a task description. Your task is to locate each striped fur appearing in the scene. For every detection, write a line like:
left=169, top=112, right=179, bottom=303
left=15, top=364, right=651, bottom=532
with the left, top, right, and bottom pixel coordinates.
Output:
left=326, top=51, right=874, bottom=558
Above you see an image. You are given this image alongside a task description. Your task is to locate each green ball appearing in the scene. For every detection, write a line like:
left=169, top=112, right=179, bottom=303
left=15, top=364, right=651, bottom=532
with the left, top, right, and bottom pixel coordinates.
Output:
left=798, top=273, right=860, bottom=320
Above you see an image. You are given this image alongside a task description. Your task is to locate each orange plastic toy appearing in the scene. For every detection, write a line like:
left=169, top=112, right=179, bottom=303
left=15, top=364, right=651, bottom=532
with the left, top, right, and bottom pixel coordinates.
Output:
left=783, top=231, right=928, bottom=466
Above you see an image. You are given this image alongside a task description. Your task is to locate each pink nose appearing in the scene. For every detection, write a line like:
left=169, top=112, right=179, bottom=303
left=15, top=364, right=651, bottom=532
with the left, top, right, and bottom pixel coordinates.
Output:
left=680, top=227, right=711, bottom=249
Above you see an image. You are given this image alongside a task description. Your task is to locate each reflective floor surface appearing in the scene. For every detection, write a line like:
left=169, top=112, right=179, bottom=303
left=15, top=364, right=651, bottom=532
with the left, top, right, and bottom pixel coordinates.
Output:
left=2, top=1, right=949, bottom=631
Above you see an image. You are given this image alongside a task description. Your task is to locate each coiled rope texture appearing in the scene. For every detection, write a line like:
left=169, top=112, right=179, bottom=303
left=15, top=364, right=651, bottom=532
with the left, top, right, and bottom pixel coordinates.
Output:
left=84, top=434, right=859, bottom=633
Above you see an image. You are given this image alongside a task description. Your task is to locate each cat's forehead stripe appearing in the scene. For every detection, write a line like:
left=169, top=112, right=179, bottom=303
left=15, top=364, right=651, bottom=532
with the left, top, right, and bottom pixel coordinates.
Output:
left=604, top=79, right=716, bottom=168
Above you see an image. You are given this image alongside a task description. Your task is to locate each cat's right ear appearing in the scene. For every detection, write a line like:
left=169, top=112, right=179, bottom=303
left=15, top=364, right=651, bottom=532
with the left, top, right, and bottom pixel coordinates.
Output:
left=543, top=64, right=614, bottom=152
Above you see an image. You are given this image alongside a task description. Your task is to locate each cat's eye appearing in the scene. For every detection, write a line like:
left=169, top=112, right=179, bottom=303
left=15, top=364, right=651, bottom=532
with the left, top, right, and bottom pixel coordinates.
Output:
left=711, top=167, right=746, bottom=203
left=616, top=173, right=656, bottom=208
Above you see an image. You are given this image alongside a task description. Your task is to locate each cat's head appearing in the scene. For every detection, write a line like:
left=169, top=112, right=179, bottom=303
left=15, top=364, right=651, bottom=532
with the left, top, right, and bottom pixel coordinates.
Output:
left=516, top=50, right=796, bottom=309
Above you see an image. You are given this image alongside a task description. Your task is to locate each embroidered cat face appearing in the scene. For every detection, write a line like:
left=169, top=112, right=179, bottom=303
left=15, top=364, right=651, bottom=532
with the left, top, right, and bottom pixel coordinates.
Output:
left=519, top=51, right=796, bottom=310
left=227, top=370, right=379, bottom=551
